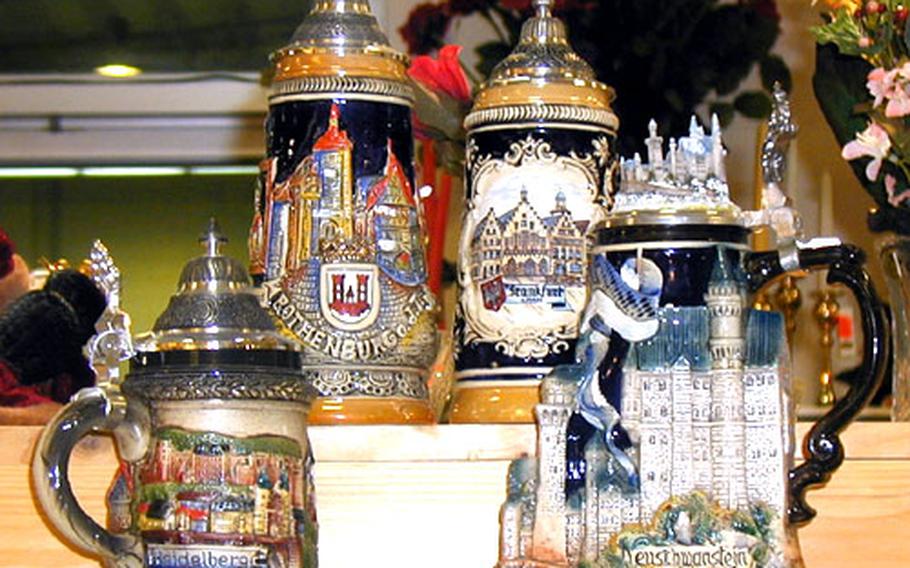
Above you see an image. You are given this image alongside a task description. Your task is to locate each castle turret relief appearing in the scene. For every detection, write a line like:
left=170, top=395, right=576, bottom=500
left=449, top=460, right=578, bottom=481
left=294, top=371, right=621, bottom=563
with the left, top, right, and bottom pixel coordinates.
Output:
left=495, top=116, right=793, bottom=568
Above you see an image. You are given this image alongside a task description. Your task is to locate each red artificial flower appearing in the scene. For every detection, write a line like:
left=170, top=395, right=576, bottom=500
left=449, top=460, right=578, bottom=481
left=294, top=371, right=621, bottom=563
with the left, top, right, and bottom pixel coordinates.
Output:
left=399, top=3, right=452, bottom=55
left=408, top=45, right=472, bottom=103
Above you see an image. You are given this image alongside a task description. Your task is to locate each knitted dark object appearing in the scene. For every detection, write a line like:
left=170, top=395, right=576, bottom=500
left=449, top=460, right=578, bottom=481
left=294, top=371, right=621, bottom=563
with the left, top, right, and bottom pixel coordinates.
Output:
left=0, top=291, right=85, bottom=386
left=0, top=227, right=13, bottom=280
left=44, top=269, right=107, bottom=345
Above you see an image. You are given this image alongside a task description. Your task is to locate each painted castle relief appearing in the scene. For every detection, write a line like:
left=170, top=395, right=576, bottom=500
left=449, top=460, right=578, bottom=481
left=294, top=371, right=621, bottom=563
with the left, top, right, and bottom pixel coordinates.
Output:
left=499, top=251, right=790, bottom=568
left=249, top=103, right=436, bottom=396
left=496, top=120, right=795, bottom=568
left=108, top=428, right=317, bottom=568
left=459, top=135, right=611, bottom=359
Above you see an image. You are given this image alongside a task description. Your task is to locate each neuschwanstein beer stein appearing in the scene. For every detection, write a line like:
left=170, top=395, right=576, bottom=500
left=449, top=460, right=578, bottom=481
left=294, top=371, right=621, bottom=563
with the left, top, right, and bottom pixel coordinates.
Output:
left=34, top=224, right=319, bottom=567
left=452, top=0, right=618, bottom=423
left=495, top=109, right=887, bottom=566
left=249, top=0, right=438, bottom=425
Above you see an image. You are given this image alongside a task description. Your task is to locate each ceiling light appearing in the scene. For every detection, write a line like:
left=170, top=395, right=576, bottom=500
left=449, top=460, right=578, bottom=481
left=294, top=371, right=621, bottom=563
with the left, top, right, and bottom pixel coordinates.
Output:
left=81, top=167, right=185, bottom=177
left=95, top=64, right=142, bottom=78
left=189, top=165, right=259, bottom=176
left=0, top=165, right=259, bottom=178
left=0, top=167, right=79, bottom=178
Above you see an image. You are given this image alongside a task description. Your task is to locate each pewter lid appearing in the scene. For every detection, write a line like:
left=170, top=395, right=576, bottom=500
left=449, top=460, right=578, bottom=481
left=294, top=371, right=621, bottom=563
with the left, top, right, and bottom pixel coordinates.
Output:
left=286, top=0, right=393, bottom=54
left=604, top=116, right=743, bottom=229
left=135, top=219, right=297, bottom=353
left=466, top=0, right=616, bottom=129
left=270, top=0, right=413, bottom=103
left=486, top=0, right=599, bottom=89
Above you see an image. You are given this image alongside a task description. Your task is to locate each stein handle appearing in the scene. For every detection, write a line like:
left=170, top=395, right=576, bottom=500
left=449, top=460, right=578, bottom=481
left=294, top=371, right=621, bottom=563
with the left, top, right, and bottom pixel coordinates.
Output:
left=745, top=242, right=889, bottom=526
left=32, top=387, right=151, bottom=567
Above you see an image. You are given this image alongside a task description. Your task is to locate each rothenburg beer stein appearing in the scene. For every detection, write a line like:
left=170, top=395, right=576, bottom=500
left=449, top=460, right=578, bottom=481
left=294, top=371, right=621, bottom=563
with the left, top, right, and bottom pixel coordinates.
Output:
left=249, top=0, right=438, bottom=425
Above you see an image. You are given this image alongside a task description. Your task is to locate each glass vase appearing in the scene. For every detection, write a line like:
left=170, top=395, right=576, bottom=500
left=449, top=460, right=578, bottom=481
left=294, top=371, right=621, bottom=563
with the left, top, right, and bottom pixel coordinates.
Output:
left=879, top=235, right=910, bottom=420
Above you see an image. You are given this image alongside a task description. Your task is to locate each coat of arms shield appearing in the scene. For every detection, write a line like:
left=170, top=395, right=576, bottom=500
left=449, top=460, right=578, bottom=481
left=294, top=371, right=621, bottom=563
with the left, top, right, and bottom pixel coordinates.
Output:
left=481, top=275, right=507, bottom=312
left=319, top=263, right=381, bottom=331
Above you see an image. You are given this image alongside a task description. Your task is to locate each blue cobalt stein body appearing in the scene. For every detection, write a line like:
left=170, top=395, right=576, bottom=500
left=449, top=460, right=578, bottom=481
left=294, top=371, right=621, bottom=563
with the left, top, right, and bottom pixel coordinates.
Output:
left=451, top=0, right=618, bottom=423
left=248, top=0, right=438, bottom=424
left=495, top=110, right=888, bottom=567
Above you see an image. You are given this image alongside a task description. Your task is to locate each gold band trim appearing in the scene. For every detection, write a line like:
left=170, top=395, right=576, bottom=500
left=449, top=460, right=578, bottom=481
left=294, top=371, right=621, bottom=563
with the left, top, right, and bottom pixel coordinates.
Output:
left=466, top=103, right=618, bottom=130
left=447, top=385, right=539, bottom=424
left=308, top=396, right=435, bottom=425
left=270, top=76, right=414, bottom=104
left=272, top=51, right=409, bottom=82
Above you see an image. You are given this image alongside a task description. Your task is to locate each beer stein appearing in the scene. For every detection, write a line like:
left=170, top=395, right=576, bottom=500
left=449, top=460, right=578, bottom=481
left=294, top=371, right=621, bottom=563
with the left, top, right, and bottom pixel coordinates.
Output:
left=249, top=0, right=438, bottom=425
left=453, top=0, right=618, bottom=423
left=33, top=224, right=318, bottom=567
left=496, top=109, right=887, bottom=566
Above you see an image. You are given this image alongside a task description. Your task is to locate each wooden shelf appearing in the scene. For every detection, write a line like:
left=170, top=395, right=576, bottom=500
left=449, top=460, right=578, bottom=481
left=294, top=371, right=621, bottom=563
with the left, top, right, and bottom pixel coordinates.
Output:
left=2, top=423, right=909, bottom=567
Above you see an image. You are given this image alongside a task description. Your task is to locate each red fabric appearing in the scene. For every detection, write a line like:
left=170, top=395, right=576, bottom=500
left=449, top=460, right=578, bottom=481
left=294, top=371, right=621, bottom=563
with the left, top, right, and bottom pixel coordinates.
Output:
left=0, top=359, right=54, bottom=407
left=0, top=226, right=14, bottom=279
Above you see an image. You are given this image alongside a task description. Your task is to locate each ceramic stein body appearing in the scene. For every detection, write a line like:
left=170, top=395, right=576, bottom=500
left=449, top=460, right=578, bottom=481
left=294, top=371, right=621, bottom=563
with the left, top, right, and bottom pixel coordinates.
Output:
left=562, top=226, right=884, bottom=567
left=452, top=0, right=618, bottom=423
left=495, top=116, right=888, bottom=567
left=249, top=0, right=437, bottom=425
left=33, top=228, right=319, bottom=568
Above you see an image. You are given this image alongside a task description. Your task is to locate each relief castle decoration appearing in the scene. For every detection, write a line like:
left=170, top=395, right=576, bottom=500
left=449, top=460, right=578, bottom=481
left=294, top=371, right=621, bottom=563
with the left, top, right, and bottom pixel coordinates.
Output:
left=614, top=116, right=732, bottom=214
left=109, top=428, right=317, bottom=568
left=250, top=103, right=437, bottom=400
left=497, top=119, right=793, bottom=568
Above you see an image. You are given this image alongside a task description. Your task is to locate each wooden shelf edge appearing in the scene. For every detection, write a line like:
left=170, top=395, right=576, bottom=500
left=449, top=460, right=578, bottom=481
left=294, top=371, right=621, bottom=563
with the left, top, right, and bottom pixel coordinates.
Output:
left=2, top=421, right=909, bottom=465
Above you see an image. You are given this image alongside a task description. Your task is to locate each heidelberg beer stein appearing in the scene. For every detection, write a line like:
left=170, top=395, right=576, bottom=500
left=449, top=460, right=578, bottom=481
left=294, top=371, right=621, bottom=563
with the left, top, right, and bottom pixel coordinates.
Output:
left=452, top=0, right=618, bottom=423
left=249, top=0, right=438, bottom=425
left=34, top=224, right=319, bottom=567
left=494, top=109, right=887, bottom=567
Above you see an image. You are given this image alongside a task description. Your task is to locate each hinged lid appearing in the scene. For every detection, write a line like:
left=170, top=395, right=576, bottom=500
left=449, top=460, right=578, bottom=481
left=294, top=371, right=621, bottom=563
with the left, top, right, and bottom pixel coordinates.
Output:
left=466, top=0, right=616, bottom=130
left=134, top=219, right=299, bottom=355
left=270, top=0, right=413, bottom=103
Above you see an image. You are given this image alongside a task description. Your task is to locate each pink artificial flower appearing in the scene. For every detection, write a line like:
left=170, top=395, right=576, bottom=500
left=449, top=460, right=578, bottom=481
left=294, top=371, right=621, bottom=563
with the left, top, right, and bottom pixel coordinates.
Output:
left=867, top=63, right=910, bottom=118
left=885, top=174, right=910, bottom=207
left=867, top=67, right=895, bottom=108
left=885, top=62, right=910, bottom=117
left=886, top=88, right=910, bottom=117
left=408, top=44, right=472, bottom=103
left=841, top=122, right=892, bottom=181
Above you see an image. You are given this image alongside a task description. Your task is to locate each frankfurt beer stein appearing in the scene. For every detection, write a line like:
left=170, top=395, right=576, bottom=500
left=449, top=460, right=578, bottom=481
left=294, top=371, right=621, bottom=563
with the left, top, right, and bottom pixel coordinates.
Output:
left=34, top=224, right=318, bottom=567
left=249, top=0, right=438, bottom=425
left=495, top=106, right=887, bottom=567
left=453, top=0, right=618, bottom=423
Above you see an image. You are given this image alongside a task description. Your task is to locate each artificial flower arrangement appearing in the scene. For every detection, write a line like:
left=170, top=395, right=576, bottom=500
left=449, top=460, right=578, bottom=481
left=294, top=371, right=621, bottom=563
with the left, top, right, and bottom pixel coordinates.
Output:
left=405, top=44, right=475, bottom=295
left=814, top=0, right=910, bottom=233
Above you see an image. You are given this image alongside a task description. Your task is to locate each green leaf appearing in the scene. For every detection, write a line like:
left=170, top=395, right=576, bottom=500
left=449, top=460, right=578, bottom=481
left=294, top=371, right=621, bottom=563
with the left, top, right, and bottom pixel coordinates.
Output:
left=760, top=54, right=792, bottom=93
left=812, top=11, right=865, bottom=56
left=409, top=79, right=465, bottom=141
left=904, top=13, right=910, bottom=54
left=734, top=90, right=772, bottom=118
left=709, top=101, right=735, bottom=127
